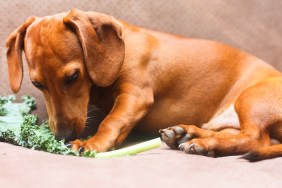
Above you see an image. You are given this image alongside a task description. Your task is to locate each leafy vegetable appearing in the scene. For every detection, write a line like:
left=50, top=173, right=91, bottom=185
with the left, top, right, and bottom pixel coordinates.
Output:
left=0, top=95, right=161, bottom=158
left=0, top=95, right=76, bottom=155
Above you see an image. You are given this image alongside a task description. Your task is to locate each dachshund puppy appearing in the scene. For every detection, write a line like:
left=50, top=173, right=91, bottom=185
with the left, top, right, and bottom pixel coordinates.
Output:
left=6, top=9, right=282, bottom=161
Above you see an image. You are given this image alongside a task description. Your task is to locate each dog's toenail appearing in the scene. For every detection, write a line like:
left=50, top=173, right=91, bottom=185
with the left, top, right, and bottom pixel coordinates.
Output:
left=188, top=143, right=195, bottom=149
left=159, top=129, right=164, bottom=133
left=78, top=147, right=85, bottom=155
left=188, top=143, right=196, bottom=154
left=178, top=143, right=185, bottom=151
left=65, top=143, right=72, bottom=148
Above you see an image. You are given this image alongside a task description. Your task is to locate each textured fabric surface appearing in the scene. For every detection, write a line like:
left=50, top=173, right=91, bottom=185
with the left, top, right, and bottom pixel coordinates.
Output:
left=1, top=1, right=282, bottom=187
left=1, top=0, right=282, bottom=120
left=1, top=142, right=282, bottom=188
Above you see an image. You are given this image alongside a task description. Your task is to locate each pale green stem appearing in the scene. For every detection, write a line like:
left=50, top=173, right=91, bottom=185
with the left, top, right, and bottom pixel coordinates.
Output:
left=95, top=138, right=162, bottom=158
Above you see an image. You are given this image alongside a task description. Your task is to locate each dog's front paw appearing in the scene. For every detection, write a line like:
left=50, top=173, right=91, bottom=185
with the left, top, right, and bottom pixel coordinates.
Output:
left=69, top=139, right=99, bottom=153
left=159, top=126, right=192, bottom=149
left=69, top=137, right=111, bottom=153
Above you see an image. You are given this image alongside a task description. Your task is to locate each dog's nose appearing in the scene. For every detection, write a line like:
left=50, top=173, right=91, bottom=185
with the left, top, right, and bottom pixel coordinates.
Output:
left=55, top=129, right=77, bottom=141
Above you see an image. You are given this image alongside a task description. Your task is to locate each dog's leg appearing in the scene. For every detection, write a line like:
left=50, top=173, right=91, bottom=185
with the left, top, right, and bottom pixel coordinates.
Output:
left=162, top=78, right=282, bottom=159
left=72, top=91, right=153, bottom=152
left=243, top=144, right=282, bottom=161
left=160, top=125, right=233, bottom=149
left=161, top=118, right=267, bottom=157
left=160, top=124, right=239, bottom=156
left=177, top=132, right=266, bottom=157
left=160, top=104, right=240, bottom=149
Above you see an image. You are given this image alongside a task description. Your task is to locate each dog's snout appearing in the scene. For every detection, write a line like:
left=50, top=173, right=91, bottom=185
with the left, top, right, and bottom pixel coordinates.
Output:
left=50, top=120, right=78, bottom=141
left=55, top=129, right=76, bottom=141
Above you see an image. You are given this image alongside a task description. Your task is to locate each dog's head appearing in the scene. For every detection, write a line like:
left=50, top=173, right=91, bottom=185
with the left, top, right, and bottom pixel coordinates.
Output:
left=6, top=9, right=125, bottom=140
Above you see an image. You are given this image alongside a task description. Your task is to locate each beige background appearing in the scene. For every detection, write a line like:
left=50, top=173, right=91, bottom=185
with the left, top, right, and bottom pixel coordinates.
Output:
left=1, top=0, right=282, bottom=121
left=1, top=2, right=282, bottom=187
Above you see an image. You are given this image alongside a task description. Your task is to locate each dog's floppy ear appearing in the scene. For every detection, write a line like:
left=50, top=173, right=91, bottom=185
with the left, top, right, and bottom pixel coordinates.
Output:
left=6, top=17, right=36, bottom=93
left=63, top=9, right=125, bottom=87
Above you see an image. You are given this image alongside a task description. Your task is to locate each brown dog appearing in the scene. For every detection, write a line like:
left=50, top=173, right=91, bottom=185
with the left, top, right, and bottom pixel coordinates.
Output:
left=6, top=9, right=282, bottom=161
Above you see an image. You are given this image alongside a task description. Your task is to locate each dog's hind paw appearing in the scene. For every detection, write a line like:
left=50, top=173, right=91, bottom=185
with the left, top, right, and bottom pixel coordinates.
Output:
left=179, top=141, right=215, bottom=157
left=159, top=126, right=192, bottom=149
left=241, top=151, right=263, bottom=162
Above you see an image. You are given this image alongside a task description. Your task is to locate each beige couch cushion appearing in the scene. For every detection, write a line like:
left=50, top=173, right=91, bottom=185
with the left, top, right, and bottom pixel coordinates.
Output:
left=1, top=0, right=282, bottom=120
left=0, top=1, right=282, bottom=187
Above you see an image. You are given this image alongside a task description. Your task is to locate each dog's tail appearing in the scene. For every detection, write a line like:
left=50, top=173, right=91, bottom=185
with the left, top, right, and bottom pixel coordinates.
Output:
left=242, top=144, right=282, bottom=162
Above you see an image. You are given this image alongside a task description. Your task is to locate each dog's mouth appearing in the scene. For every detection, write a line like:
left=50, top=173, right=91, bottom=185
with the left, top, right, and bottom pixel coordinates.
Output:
left=49, top=117, right=84, bottom=141
left=76, top=105, right=106, bottom=139
left=53, top=105, right=105, bottom=141
left=59, top=131, right=77, bottom=142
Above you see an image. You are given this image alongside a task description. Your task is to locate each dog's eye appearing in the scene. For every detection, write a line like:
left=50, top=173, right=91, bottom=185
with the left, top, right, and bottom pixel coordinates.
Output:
left=32, top=81, right=44, bottom=90
left=66, top=70, right=80, bottom=84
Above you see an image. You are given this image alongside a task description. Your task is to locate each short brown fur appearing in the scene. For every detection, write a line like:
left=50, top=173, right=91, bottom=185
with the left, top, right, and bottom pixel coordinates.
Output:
left=6, top=9, right=282, bottom=160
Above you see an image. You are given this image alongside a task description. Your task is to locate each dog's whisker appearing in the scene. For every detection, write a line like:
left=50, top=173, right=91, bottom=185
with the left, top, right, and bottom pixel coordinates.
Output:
left=87, top=105, right=98, bottom=110
left=87, top=108, right=96, bottom=112
left=87, top=108, right=97, bottom=113
left=86, top=116, right=96, bottom=121
left=84, top=124, right=91, bottom=128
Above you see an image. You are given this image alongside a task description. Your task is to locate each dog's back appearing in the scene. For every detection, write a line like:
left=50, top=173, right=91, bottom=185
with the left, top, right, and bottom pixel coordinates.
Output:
left=6, top=9, right=282, bottom=160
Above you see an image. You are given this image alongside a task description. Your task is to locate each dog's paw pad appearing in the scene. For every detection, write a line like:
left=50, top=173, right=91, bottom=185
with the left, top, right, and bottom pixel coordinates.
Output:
left=180, top=142, right=215, bottom=157
left=160, top=126, right=192, bottom=149
left=164, top=129, right=175, bottom=139
left=177, top=134, right=192, bottom=145
left=173, top=126, right=186, bottom=135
